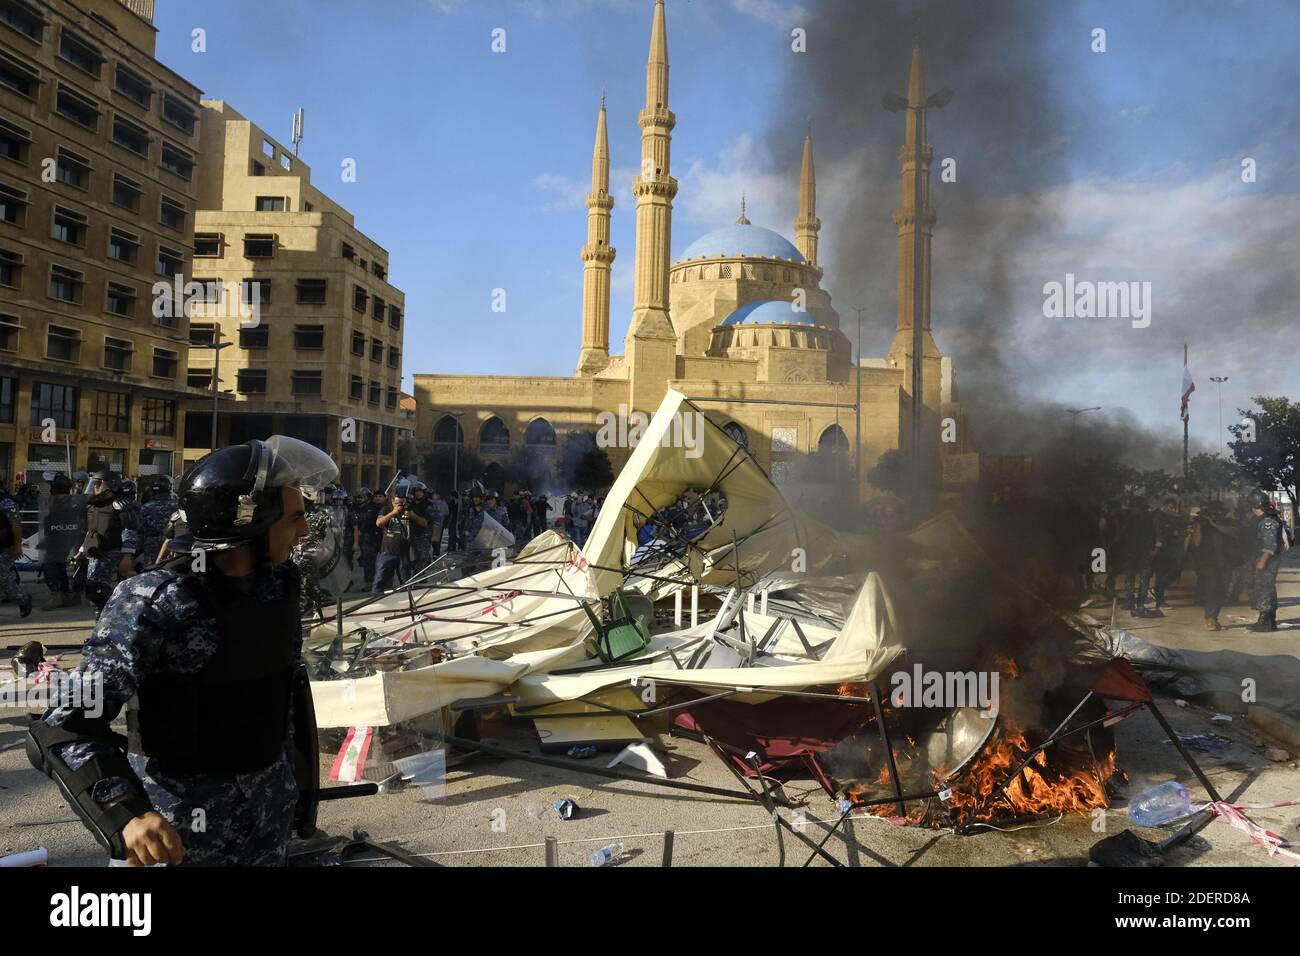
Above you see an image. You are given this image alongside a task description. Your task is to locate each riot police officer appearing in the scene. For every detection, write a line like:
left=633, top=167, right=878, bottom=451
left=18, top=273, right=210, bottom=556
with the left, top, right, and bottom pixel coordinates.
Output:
left=39, top=473, right=82, bottom=610
left=407, top=481, right=435, bottom=575
left=27, top=436, right=336, bottom=866
left=1246, top=489, right=1285, bottom=632
left=0, top=489, right=32, bottom=618
left=69, top=469, right=138, bottom=614
left=357, top=487, right=385, bottom=590
left=135, top=475, right=176, bottom=572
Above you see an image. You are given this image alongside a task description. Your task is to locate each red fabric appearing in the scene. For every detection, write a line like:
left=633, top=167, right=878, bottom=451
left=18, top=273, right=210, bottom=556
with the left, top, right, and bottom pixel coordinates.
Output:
left=1090, top=657, right=1152, bottom=703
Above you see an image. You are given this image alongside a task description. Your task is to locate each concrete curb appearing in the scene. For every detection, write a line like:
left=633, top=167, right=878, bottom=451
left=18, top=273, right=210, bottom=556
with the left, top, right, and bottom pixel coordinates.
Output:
left=1246, top=704, right=1300, bottom=753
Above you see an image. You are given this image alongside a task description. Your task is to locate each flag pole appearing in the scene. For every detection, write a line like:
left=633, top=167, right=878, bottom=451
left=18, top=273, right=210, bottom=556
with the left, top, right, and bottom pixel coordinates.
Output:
left=1183, top=343, right=1189, bottom=482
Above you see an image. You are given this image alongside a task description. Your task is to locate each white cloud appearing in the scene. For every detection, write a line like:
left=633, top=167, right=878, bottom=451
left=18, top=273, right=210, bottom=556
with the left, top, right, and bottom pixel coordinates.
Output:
left=729, top=0, right=810, bottom=25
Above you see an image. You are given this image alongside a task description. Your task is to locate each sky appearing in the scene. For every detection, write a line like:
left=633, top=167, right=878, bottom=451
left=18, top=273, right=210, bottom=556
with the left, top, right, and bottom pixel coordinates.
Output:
left=153, top=0, right=1300, bottom=464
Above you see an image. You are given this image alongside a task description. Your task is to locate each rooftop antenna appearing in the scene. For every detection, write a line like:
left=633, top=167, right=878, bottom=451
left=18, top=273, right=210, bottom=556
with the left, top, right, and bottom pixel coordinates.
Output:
left=291, top=107, right=304, bottom=157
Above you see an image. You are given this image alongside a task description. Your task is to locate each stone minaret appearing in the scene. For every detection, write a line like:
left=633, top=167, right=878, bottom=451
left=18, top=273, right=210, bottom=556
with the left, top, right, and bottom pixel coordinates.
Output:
left=626, top=0, right=678, bottom=411
left=577, top=98, right=615, bottom=375
left=887, top=44, right=941, bottom=413
left=793, top=133, right=820, bottom=267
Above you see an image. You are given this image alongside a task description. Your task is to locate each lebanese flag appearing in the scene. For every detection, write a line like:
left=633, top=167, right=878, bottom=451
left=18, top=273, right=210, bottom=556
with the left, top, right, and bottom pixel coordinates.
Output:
left=1180, top=348, right=1195, bottom=424
left=329, top=726, right=375, bottom=783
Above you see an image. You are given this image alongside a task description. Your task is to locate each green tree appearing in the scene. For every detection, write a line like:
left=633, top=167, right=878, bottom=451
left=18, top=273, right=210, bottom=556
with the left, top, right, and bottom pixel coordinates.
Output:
left=1186, top=452, right=1241, bottom=502
left=560, top=431, right=613, bottom=493
left=867, top=448, right=908, bottom=497
left=422, top=445, right=485, bottom=496
left=1229, top=396, right=1300, bottom=516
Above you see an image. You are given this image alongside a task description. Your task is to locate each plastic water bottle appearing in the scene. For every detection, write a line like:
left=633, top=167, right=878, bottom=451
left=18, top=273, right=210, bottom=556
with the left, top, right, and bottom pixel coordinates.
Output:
left=1128, top=781, right=1192, bottom=826
left=588, top=842, right=625, bottom=867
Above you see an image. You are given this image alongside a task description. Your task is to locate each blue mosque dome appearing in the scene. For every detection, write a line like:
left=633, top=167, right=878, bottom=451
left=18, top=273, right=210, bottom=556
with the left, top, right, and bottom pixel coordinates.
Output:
left=720, top=299, right=823, bottom=327
left=678, top=222, right=805, bottom=264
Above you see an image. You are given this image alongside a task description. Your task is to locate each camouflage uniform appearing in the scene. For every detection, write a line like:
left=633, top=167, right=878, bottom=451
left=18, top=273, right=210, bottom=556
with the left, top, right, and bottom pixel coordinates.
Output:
left=136, top=499, right=175, bottom=569
left=408, top=496, right=435, bottom=574
left=291, top=507, right=334, bottom=614
left=0, top=498, right=27, bottom=607
left=41, top=566, right=301, bottom=866
left=1252, top=511, right=1284, bottom=614
left=357, top=503, right=383, bottom=588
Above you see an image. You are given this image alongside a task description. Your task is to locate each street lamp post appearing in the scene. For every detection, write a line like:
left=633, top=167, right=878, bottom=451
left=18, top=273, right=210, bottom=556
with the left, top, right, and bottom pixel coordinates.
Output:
left=853, top=306, right=865, bottom=498
left=174, top=331, right=233, bottom=454
left=884, top=81, right=952, bottom=510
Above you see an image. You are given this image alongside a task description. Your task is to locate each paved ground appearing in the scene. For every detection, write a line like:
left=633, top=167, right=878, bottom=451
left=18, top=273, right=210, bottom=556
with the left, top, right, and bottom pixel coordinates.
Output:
left=1, top=555, right=1297, bottom=867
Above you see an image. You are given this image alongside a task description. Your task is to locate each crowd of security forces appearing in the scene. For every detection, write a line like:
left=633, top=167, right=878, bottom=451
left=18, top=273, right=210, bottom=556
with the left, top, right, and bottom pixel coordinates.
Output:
left=0, top=470, right=190, bottom=619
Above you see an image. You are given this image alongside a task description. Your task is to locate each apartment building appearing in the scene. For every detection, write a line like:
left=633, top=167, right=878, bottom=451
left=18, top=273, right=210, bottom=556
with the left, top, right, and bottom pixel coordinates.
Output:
left=186, top=100, right=405, bottom=491
left=0, top=0, right=202, bottom=483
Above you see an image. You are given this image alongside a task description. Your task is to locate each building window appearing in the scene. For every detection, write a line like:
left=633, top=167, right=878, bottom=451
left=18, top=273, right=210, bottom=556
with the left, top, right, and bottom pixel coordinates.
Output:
left=385, top=388, right=398, bottom=411
left=291, top=370, right=322, bottom=395
left=244, top=234, right=275, bottom=258
left=55, top=147, right=91, bottom=188
left=381, top=424, right=395, bottom=454
left=389, top=305, right=401, bottom=330
left=92, top=389, right=130, bottom=430
left=387, top=346, right=399, bottom=369
left=0, top=375, right=13, bottom=421
left=479, top=417, right=510, bottom=453
left=373, top=261, right=386, bottom=280
left=111, top=174, right=141, bottom=211
left=353, top=285, right=367, bottom=312
left=295, top=278, right=327, bottom=304
left=294, top=324, right=324, bottom=349
left=0, top=1, right=44, bottom=41
left=107, top=227, right=139, bottom=263
left=249, top=159, right=265, bottom=176
left=433, top=415, right=464, bottom=446
left=255, top=196, right=285, bottom=212
left=239, top=325, right=269, bottom=349
left=525, top=418, right=557, bottom=448
left=351, top=330, right=365, bottom=356
left=262, top=139, right=275, bottom=159
left=237, top=369, right=267, bottom=394
left=113, top=65, right=151, bottom=108
left=303, top=202, right=312, bottom=212
left=0, top=182, right=28, bottom=224
left=279, top=153, right=292, bottom=171
left=151, top=348, right=178, bottom=379
left=141, top=398, right=175, bottom=436
left=58, top=29, right=101, bottom=77
left=370, top=338, right=383, bottom=363
left=51, top=206, right=87, bottom=245
left=111, top=115, right=149, bottom=155
left=0, top=118, right=30, bottom=163
left=159, top=196, right=185, bottom=230
left=156, top=246, right=183, bottom=278
left=372, top=296, right=385, bottom=321
left=341, top=242, right=355, bottom=261
left=188, top=323, right=217, bottom=346
left=349, top=375, right=363, bottom=401
left=240, top=278, right=271, bottom=305
left=48, top=265, right=83, bottom=303
left=55, top=85, right=99, bottom=129
left=0, top=247, right=22, bottom=287
left=161, top=95, right=196, bottom=135
left=105, top=282, right=135, bottom=318
left=30, top=382, right=78, bottom=428
left=46, top=323, right=81, bottom=362
left=194, top=232, right=221, bottom=257
left=160, top=144, right=193, bottom=179
left=0, top=313, right=19, bottom=351
left=0, top=49, right=40, bottom=98
left=187, top=368, right=213, bottom=389
left=368, top=380, right=380, bottom=405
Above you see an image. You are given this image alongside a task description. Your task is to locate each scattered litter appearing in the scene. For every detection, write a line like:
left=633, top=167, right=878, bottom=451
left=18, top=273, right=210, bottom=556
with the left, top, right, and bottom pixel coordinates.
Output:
left=0, top=738, right=26, bottom=754
left=553, top=799, right=579, bottom=820
left=566, top=746, right=598, bottom=760
left=1162, top=733, right=1231, bottom=753
left=0, top=847, right=47, bottom=867
left=589, top=842, right=625, bottom=867
left=1175, top=699, right=1188, bottom=708
left=1128, top=781, right=1191, bottom=827
left=1210, top=714, right=1232, bottom=723
left=606, top=742, right=667, bottom=778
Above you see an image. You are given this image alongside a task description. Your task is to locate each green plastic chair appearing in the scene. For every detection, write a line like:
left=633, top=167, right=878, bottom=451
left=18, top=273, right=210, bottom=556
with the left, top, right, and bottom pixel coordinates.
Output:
left=581, top=589, right=651, bottom=663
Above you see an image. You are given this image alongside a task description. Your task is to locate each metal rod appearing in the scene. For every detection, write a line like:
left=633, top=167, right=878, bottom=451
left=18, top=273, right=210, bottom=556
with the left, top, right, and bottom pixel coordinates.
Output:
left=870, top=683, right=907, bottom=816
left=661, top=830, right=674, bottom=867
left=544, top=836, right=558, bottom=867
left=1146, top=701, right=1225, bottom=804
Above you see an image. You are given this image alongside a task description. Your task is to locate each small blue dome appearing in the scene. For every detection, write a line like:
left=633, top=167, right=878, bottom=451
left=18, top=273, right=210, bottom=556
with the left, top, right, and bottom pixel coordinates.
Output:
left=678, top=223, right=805, bottom=264
left=720, top=299, right=823, bottom=327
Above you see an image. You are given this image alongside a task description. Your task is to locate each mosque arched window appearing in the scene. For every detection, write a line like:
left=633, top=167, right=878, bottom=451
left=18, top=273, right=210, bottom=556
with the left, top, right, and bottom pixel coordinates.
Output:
left=479, top=416, right=510, bottom=453
left=818, top=424, right=849, bottom=455
left=433, top=415, right=464, bottom=446
left=525, top=418, right=557, bottom=449
left=723, top=422, right=749, bottom=449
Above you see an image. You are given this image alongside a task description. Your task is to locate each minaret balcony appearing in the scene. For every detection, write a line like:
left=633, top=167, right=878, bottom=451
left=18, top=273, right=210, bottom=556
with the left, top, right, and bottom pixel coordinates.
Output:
left=632, top=175, right=678, bottom=199
left=581, top=244, right=616, bottom=263
left=586, top=194, right=615, bottom=211
left=638, top=107, right=677, bottom=129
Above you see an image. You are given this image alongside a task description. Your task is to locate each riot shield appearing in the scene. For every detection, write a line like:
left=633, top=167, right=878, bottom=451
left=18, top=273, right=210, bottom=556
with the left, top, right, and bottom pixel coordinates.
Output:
left=34, top=493, right=87, bottom=563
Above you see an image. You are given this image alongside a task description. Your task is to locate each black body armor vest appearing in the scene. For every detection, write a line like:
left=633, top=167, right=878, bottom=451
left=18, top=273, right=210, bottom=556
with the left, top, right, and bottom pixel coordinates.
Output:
left=83, top=500, right=122, bottom=556
left=128, top=566, right=301, bottom=774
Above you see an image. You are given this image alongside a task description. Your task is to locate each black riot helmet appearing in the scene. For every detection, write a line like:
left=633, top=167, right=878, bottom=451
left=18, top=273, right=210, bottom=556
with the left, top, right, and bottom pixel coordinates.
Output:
left=178, top=436, right=338, bottom=550
left=141, top=474, right=173, bottom=502
left=48, top=474, right=73, bottom=495
left=1245, top=489, right=1271, bottom=512
left=87, top=468, right=119, bottom=497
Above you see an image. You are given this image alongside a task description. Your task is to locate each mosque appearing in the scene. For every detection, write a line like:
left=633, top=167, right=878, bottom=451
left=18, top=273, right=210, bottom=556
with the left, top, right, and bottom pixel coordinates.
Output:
left=413, top=0, right=967, bottom=499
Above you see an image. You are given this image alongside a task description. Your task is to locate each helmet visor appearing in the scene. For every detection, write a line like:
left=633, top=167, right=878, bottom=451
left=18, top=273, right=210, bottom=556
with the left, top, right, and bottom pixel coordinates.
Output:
left=263, top=435, right=339, bottom=500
